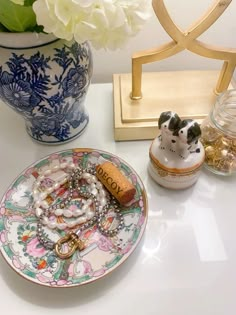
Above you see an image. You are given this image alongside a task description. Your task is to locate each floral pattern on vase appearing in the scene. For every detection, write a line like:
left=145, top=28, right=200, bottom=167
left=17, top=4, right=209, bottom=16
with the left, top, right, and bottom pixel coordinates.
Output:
left=0, top=33, right=92, bottom=144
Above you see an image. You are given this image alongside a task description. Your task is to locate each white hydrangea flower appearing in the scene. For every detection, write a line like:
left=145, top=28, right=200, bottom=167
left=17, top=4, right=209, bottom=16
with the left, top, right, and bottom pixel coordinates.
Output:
left=33, top=0, right=151, bottom=50
left=10, top=0, right=25, bottom=5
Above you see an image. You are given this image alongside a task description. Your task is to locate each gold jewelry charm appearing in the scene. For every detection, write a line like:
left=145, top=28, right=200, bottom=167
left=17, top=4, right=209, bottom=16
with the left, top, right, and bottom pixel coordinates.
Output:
left=35, top=166, right=125, bottom=258
left=200, top=90, right=236, bottom=175
left=55, top=232, right=85, bottom=259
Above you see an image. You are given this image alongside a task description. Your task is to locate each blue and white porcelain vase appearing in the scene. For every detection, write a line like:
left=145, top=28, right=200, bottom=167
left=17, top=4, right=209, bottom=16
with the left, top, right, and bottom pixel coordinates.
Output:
left=0, top=32, right=93, bottom=144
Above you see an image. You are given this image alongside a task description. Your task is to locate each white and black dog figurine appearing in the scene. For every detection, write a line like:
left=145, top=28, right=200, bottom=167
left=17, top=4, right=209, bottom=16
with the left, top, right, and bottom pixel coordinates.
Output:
left=158, top=111, right=181, bottom=151
left=173, top=119, right=202, bottom=159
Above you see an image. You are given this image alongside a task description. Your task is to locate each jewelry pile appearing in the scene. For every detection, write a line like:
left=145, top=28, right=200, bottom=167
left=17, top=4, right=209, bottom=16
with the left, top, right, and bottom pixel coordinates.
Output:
left=32, top=161, right=125, bottom=259
left=201, top=124, right=236, bottom=174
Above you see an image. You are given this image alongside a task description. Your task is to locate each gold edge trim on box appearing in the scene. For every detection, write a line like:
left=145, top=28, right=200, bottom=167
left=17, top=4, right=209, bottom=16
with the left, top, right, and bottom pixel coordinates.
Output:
left=149, top=150, right=205, bottom=175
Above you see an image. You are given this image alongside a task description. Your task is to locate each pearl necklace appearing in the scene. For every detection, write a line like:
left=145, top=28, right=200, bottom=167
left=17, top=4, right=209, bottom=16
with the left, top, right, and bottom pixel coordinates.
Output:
left=32, top=161, right=124, bottom=258
left=33, top=165, right=108, bottom=231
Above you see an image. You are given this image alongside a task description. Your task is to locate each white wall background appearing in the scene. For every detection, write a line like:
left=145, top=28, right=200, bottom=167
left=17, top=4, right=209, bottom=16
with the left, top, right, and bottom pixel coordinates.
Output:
left=92, top=0, right=236, bottom=83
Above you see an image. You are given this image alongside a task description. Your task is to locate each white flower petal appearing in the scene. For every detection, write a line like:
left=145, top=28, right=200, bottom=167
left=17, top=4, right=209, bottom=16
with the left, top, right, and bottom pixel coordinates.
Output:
left=33, top=0, right=151, bottom=50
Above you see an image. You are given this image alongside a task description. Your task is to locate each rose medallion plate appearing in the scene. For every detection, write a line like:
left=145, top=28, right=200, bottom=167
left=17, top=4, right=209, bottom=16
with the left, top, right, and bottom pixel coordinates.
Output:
left=0, top=148, right=147, bottom=287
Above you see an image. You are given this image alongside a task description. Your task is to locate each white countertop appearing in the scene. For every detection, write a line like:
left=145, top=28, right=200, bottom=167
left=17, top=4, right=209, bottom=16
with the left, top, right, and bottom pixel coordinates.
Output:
left=0, top=83, right=235, bottom=315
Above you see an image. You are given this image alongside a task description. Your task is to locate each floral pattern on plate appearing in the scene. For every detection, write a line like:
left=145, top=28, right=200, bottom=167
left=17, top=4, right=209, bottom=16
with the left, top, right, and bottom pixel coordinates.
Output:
left=0, top=148, right=147, bottom=287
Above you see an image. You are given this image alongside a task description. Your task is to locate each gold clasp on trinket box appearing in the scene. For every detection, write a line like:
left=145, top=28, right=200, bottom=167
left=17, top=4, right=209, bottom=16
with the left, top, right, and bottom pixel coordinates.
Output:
left=55, top=232, right=84, bottom=259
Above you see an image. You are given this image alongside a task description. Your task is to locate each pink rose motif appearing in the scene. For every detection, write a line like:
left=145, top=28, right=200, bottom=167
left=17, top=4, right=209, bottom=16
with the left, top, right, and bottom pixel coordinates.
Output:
left=68, top=261, right=76, bottom=276
left=97, top=235, right=113, bottom=251
left=49, top=154, right=59, bottom=161
left=25, top=167, right=34, bottom=177
left=68, top=204, right=78, bottom=212
left=137, top=214, right=145, bottom=226
left=56, top=279, right=72, bottom=286
left=42, top=178, right=54, bottom=188
left=26, top=237, right=47, bottom=258
left=0, top=207, right=6, bottom=215
left=110, top=159, right=121, bottom=169
left=90, top=151, right=100, bottom=158
left=6, top=188, right=15, bottom=199
left=74, top=152, right=83, bottom=157
left=36, top=273, right=51, bottom=283
left=12, top=256, right=25, bottom=270
left=0, top=231, right=7, bottom=244
left=83, top=260, right=92, bottom=274
left=93, top=268, right=106, bottom=277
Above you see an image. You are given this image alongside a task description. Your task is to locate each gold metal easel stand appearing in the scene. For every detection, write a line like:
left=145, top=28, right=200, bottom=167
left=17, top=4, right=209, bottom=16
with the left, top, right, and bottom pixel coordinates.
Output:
left=113, top=0, right=236, bottom=141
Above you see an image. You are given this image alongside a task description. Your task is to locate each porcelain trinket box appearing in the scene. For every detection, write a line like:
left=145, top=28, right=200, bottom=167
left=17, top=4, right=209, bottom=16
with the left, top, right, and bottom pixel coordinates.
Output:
left=148, top=111, right=205, bottom=189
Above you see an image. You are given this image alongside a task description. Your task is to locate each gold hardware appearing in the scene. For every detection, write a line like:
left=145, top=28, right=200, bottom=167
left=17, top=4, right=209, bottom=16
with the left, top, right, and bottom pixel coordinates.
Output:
left=132, top=0, right=236, bottom=98
left=113, top=0, right=236, bottom=141
left=55, top=233, right=85, bottom=259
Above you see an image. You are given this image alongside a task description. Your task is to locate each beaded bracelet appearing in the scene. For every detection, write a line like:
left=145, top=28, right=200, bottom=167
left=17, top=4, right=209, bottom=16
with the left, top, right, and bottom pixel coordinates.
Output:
left=32, top=161, right=124, bottom=259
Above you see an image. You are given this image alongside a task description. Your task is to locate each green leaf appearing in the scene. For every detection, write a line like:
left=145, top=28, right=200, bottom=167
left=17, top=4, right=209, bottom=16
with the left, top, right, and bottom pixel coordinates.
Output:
left=0, top=0, right=37, bottom=32
left=24, top=0, right=36, bottom=6
left=0, top=23, right=8, bottom=32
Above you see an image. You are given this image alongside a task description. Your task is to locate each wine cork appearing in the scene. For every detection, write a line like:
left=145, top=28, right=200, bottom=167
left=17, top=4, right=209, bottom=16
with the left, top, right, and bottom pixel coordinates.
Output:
left=96, top=162, right=136, bottom=205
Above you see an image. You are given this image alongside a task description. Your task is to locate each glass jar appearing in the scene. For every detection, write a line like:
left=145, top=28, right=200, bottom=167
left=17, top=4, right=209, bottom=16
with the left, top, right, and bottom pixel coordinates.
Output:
left=201, top=89, right=236, bottom=176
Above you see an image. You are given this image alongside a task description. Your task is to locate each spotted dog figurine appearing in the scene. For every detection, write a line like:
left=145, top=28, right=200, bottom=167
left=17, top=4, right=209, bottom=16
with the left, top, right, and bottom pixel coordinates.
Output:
left=173, top=119, right=202, bottom=159
left=158, top=111, right=181, bottom=151
left=149, top=112, right=205, bottom=190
